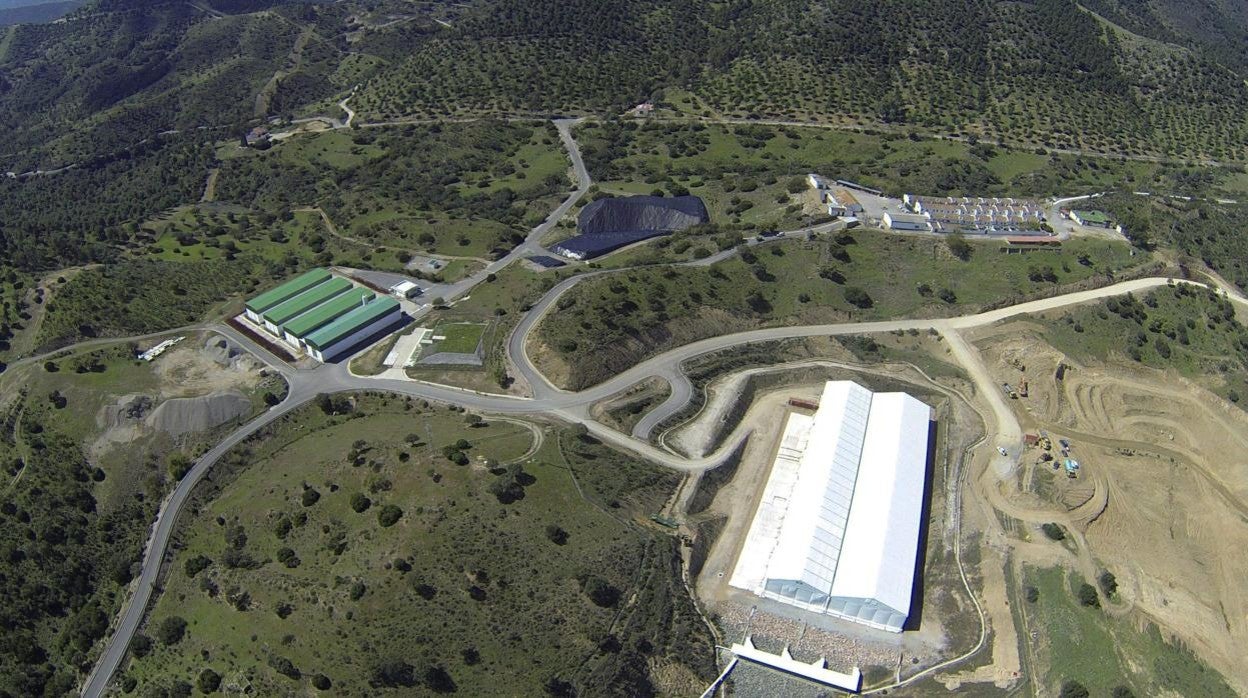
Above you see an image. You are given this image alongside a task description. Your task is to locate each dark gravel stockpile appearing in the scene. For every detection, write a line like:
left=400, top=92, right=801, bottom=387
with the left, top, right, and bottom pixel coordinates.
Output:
left=554, top=195, right=709, bottom=259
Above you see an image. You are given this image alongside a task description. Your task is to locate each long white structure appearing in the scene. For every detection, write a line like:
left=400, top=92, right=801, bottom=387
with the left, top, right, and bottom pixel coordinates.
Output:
left=730, top=636, right=861, bottom=692
left=730, top=381, right=932, bottom=633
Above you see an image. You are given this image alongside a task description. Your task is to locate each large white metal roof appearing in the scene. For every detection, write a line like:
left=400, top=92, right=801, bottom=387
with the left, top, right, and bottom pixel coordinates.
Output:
left=729, top=381, right=932, bottom=632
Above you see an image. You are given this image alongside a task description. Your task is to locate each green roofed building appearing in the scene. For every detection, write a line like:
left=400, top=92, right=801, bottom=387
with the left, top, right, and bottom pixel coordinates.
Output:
left=282, top=288, right=375, bottom=346
left=305, top=297, right=402, bottom=362
left=261, top=278, right=352, bottom=334
left=244, top=268, right=332, bottom=322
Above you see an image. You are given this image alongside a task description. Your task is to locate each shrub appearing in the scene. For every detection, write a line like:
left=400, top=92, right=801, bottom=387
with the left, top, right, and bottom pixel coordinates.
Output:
left=156, top=616, right=187, bottom=645
left=197, top=668, right=221, bottom=693
left=301, top=488, right=320, bottom=507
left=545, top=524, right=569, bottom=545
left=378, top=504, right=403, bottom=527
left=1041, top=522, right=1066, bottom=541
left=276, top=547, right=300, bottom=568
left=350, top=492, right=371, bottom=513
left=425, top=666, right=457, bottom=693
left=1059, top=680, right=1090, bottom=698
left=580, top=575, right=620, bottom=607
left=312, top=674, right=332, bottom=690
left=129, top=634, right=153, bottom=658
left=1024, top=585, right=1039, bottom=603
left=1098, top=570, right=1118, bottom=597
left=371, top=661, right=417, bottom=688
left=268, top=654, right=300, bottom=680
left=184, top=554, right=211, bottom=578
left=1077, top=582, right=1100, bottom=608
left=946, top=233, right=973, bottom=261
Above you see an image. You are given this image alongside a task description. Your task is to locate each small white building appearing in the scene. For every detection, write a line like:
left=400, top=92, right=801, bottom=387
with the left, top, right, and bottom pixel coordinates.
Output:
left=389, top=280, right=422, bottom=299
left=807, top=173, right=826, bottom=190
left=883, top=212, right=931, bottom=232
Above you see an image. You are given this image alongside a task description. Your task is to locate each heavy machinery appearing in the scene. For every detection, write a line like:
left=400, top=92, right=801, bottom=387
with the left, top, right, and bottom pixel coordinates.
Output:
left=1019, top=379, right=1028, bottom=397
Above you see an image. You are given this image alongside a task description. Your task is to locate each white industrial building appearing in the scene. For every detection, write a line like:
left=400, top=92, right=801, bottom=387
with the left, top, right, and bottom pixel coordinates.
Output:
left=882, top=211, right=932, bottom=232
left=730, top=381, right=933, bottom=633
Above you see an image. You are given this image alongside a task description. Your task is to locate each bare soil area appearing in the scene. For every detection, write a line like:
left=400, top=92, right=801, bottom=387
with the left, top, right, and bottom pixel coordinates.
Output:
left=155, top=335, right=264, bottom=398
left=971, top=321, right=1248, bottom=692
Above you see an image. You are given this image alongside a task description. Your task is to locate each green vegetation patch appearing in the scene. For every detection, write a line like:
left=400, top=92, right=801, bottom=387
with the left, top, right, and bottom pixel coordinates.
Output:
left=215, top=121, right=570, bottom=260
left=0, top=338, right=263, bottom=696
left=1038, top=281, right=1248, bottom=405
left=130, top=397, right=713, bottom=696
left=35, top=260, right=256, bottom=351
left=540, top=233, right=1144, bottom=389
left=428, top=322, right=487, bottom=355
left=1023, top=565, right=1234, bottom=697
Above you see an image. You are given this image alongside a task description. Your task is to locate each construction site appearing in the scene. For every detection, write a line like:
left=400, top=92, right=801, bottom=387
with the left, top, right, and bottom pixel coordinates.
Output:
left=964, top=317, right=1248, bottom=695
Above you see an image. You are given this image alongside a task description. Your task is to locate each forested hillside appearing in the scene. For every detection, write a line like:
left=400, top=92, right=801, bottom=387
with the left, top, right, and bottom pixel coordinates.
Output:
left=357, top=0, right=1248, bottom=160
left=3, top=0, right=1247, bottom=172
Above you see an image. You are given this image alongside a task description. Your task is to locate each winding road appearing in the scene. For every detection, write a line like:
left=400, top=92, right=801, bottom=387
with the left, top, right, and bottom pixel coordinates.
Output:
left=75, top=114, right=1246, bottom=696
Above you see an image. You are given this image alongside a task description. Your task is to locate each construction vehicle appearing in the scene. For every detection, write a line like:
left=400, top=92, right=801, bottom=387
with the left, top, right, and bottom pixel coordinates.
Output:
left=1003, top=383, right=1018, bottom=399
left=1019, top=380, right=1028, bottom=397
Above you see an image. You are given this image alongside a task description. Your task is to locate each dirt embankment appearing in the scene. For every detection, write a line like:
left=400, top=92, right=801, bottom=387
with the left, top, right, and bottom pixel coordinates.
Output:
left=973, top=322, right=1248, bottom=692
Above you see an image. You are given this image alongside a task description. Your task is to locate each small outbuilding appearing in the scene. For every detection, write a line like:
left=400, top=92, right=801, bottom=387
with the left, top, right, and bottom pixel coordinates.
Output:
left=389, top=280, right=422, bottom=299
left=882, top=212, right=931, bottom=232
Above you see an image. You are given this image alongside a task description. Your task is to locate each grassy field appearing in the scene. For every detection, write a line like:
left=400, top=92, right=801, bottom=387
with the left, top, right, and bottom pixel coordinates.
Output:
left=127, top=397, right=714, bottom=696
left=1036, top=281, right=1248, bottom=406
left=1023, top=565, right=1235, bottom=697
left=538, top=232, right=1149, bottom=389
left=427, top=322, right=487, bottom=355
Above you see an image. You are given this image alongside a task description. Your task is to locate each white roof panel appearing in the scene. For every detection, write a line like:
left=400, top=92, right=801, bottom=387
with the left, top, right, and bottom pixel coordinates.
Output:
left=728, top=381, right=932, bottom=632
left=828, top=392, right=931, bottom=616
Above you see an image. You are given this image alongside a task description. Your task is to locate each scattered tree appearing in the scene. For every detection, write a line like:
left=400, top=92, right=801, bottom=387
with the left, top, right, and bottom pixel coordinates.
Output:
left=1077, top=582, right=1100, bottom=608
left=378, top=504, right=403, bottom=527
left=196, top=668, right=221, bottom=694
left=156, top=616, right=187, bottom=645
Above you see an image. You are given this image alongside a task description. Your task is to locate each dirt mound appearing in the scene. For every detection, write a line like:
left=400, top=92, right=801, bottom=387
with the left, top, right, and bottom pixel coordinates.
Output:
left=145, top=390, right=251, bottom=438
left=203, top=335, right=247, bottom=367
left=153, top=334, right=262, bottom=397
left=99, top=394, right=154, bottom=430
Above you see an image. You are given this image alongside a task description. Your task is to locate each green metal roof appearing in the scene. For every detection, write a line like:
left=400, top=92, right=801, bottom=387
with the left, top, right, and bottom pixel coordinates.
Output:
left=283, top=288, right=375, bottom=338
left=1072, top=209, right=1110, bottom=224
left=305, top=297, right=400, bottom=350
left=245, top=268, right=332, bottom=313
left=263, top=278, right=352, bottom=325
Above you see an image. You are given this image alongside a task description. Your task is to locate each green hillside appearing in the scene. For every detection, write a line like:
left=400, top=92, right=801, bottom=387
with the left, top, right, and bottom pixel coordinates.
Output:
left=356, top=0, right=1248, bottom=160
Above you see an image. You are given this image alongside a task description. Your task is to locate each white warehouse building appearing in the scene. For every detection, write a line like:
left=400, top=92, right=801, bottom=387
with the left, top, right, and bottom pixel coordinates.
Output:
left=730, top=381, right=932, bottom=633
